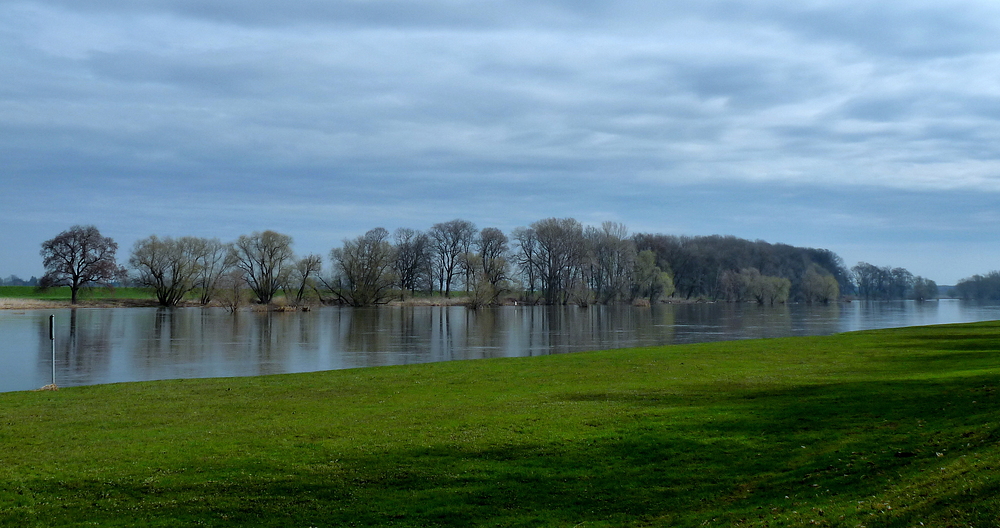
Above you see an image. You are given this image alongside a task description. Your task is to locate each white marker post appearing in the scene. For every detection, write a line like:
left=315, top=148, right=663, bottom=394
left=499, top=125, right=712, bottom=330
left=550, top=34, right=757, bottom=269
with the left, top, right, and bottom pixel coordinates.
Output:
left=49, top=315, right=55, bottom=387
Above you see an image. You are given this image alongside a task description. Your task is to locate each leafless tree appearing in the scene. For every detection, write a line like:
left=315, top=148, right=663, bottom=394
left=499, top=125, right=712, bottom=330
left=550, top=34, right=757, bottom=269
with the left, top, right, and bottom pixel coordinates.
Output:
left=511, top=227, right=540, bottom=299
left=852, top=262, right=915, bottom=300
left=287, top=254, right=322, bottom=305
left=429, top=219, right=476, bottom=297
left=190, top=238, right=231, bottom=305
left=476, top=227, right=509, bottom=289
left=40, top=225, right=124, bottom=304
left=532, top=217, right=587, bottom=305
left=329, top=228, right=397, bottom=306
left=586, top=222, right=636, bottom=303
left=393, top=228, right=431, bottom=297
left=217, top=269, right=249, bottom=312
left=911, top=276, right=937, bottom=301
left=467, top=227, right=511, bottom=305
left=229, top=230, right=294, bottom=304
left=129, top=235, right=203, bottom=306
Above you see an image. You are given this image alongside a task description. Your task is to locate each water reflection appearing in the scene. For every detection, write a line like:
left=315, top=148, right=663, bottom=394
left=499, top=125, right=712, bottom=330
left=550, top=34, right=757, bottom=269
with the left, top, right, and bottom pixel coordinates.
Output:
left=3, top=300, right=1000, bottom=392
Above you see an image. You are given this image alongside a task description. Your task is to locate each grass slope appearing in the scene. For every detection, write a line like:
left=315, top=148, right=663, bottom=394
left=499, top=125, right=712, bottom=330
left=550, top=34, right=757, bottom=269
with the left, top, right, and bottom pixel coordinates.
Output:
left=1, top=322, right=999, bottom=526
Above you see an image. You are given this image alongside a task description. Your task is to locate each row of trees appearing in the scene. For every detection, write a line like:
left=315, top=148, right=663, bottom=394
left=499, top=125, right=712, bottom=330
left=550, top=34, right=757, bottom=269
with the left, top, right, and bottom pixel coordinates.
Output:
left=37, top=222, right=938, bottom=307
left=851, top=262, right=938, bottom=301
left=327, top=219, right=674, bottom=307
left=631, top=233, right=851, bottom=302
left=128, top=231, right=321, bottom=308
left=0, top=275, right=39, bottom=286
left=955, top=272, right=1000, bottom=301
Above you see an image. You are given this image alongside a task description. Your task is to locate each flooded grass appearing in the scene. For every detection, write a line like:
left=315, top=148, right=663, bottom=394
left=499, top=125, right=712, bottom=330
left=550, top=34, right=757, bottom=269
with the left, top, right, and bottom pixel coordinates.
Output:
left=1, top=321, right=999, bottom=526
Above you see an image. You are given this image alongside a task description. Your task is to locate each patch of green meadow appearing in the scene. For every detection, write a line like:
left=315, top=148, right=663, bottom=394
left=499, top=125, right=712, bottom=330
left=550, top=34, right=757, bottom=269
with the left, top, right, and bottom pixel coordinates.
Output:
left=0, top=286, right=159, bottom=301
left=1, top=322, right=999, bottom=526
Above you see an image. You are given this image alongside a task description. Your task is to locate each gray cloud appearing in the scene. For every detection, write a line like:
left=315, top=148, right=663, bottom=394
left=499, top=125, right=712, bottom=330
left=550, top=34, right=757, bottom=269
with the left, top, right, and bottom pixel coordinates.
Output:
left=3, top=0, right=1000, bottom=283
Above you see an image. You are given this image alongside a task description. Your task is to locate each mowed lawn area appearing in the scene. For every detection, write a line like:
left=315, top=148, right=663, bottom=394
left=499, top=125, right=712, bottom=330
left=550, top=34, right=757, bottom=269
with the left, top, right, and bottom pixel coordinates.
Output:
left=1, top=321, right=999, bottom=527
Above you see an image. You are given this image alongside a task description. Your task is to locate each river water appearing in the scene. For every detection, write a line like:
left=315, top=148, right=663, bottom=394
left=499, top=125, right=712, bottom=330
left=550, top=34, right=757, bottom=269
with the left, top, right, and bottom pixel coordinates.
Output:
left=1, top=300, right=999, bottom=393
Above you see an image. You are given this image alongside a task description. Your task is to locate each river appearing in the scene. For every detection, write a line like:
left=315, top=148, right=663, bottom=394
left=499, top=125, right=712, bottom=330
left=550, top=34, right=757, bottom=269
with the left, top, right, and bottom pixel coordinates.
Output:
left=1, top=299, right=999, bottom=393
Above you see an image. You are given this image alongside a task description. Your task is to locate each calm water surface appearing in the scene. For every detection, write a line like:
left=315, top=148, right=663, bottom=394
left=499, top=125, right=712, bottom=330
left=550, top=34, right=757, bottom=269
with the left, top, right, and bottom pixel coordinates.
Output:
left=2, top=300, right=999, bottom=393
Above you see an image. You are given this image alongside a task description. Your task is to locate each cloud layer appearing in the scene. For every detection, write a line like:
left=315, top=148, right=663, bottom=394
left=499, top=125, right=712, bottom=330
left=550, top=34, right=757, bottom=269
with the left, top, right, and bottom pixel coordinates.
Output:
left=3, top=1, right=1000, bottom=283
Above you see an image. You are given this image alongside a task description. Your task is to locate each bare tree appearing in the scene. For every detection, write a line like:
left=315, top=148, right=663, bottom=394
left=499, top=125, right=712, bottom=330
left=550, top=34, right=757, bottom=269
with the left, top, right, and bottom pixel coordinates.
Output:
left=586, top=222, right=636, bottom=303
left=393, top=228, right=431, bottom=297
left=217, top=269, right=249, bottom=312
left=476, top=227, right=509, bottom=289
left=287, top=254, right=322, bottom=305
left=532, top=217, right=587, bottom=305
left=190, top=238, right=231, bottom=305
left=467, top=227, right=511, bottom=305
left=429, top=219, right=476, bottom=298
left=129, top=235, right=203, bottom=307
left=40, top=225, right=123, bottom=304
left=229, top=230, right=294, bottom=304
left=955, top=273, right=1000, bottom=301
left=511, top=227, right=540, bottom=299
left=911, top=276, right=938, bottom=301
left=852, top=262, right=914, bottom=300
left=329, top=227, right=397, bottom=306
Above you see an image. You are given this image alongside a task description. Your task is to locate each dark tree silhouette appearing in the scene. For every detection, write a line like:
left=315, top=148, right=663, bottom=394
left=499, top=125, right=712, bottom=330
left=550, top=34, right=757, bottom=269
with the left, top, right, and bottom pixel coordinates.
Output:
left=429, top=219, right=476, bottom=298
left=229, top=230, right=294, bottom=304
left=40, top=225, right=123, bottom=304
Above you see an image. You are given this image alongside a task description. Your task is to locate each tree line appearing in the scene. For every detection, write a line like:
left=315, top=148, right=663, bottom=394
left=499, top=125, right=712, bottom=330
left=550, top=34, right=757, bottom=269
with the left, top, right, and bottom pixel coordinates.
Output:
left=955, top=271, right=1000, bottom=301
left=850, top=262, right=938, bottom=301
left=0, top=275, right=39, bottom=287
left=35, top=222, right=937, bottom=307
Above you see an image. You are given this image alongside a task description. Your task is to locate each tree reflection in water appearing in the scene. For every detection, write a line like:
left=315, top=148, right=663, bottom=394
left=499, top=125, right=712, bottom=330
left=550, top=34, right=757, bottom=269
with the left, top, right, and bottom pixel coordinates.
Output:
left=6, top=300, right=1000, bottom=392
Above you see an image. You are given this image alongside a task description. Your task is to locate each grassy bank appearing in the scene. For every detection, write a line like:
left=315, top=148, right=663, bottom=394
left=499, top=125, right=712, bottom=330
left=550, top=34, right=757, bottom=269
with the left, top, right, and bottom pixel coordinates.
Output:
left=0, top=285, right=158, bottom=301
left=2, top=323, right=999, bottom=526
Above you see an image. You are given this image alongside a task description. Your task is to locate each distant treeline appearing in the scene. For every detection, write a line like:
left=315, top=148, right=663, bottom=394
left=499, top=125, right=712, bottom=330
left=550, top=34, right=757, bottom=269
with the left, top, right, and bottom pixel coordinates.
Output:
left=0, top=275, right=38, bottom=287
left=633, top=234, right=849, bottom=302
left=32, top=220, right=939, bottom=307
left=849, top=262, right=938, bottom=302
left=955, top=272, right=1000, bottom=301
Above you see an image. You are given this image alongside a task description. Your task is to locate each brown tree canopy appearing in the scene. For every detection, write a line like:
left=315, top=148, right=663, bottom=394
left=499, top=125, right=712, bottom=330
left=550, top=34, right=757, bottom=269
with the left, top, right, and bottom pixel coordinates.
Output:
left=40, top=225, right=123, bottom=303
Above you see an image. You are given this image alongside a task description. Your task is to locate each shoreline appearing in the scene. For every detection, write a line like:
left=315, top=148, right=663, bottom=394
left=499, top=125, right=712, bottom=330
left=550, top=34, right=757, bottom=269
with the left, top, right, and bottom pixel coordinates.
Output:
left=1, top=322, right=997, bottom=526
left=0, top=296, right=717, bottom=311
left=0, top=298, right=172, bottom=310
left=0, top=290, right=732, bottom=312
left=0, top=297, right=738, bottom=311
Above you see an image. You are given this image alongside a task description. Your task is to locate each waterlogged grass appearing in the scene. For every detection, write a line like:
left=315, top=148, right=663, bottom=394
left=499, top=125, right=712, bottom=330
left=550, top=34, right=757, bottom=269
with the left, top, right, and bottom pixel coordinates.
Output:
left=1, top=322, right=999, bottom=526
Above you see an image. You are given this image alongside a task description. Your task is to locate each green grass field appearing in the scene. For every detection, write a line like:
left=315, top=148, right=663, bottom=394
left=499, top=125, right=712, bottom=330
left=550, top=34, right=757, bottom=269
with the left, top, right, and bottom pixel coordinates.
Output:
left=1, top=322, right=999, bottom=526
left=0, top=285, right=159, bottom=301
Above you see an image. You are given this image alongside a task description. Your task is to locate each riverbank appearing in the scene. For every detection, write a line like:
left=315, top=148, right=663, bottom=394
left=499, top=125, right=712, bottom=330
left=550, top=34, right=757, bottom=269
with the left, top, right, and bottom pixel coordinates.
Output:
left=0, top=297, right=173, bottom=310
left=0, top=296, right=467, bottom=310
left=0, top=293, right=718, bottom=310
left=0, top=286, right=168, bottom=309
left=2, top=322, right=998, bottom=526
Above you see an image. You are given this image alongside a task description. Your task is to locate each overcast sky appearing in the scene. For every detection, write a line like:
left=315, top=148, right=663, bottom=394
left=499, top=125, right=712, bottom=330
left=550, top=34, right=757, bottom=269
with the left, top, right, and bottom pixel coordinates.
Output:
left=3, top=0, right=1000, bottom=284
